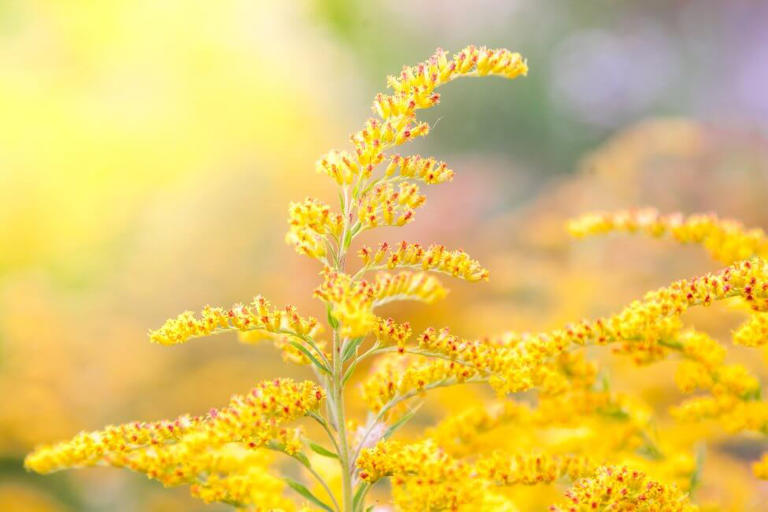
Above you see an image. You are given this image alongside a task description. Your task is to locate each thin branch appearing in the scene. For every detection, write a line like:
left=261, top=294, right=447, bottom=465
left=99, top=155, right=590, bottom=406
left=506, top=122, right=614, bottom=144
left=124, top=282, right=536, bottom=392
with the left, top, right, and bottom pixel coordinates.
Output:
left=308, top=410, right=342, bottom=455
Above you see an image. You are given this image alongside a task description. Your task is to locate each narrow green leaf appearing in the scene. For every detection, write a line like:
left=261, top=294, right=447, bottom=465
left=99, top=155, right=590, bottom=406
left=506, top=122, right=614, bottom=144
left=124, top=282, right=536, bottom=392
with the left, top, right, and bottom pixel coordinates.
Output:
left=287, top=340, right=330, bottom=374
left=326, top=305, right=339, bottom=329
left=353, top=482, right=370, bottom=511
left=342, top=337, right=364, bottom=363
left=342, top=366, right=356, bottom=386
left=291, top=450, right=312, bottom=468
left=308, top=442, right=338, bottom=459
left=284, top=478, right=334, bottom=512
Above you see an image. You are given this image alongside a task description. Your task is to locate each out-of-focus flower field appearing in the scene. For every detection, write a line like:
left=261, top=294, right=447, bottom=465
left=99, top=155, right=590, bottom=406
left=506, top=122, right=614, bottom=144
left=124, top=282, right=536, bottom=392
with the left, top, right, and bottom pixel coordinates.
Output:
left=2, top=1, right=767, bottom=510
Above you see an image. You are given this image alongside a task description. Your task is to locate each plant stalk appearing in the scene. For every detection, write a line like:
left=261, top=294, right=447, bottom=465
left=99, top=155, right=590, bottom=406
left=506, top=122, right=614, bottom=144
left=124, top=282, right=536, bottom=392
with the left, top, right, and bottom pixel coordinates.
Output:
left=332, top=330, right=354, bottom=510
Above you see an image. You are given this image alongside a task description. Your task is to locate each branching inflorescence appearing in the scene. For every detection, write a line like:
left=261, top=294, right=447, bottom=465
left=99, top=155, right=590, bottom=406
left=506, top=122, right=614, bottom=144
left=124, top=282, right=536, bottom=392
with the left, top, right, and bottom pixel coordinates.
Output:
left=25, top=47, right=768, bottom=510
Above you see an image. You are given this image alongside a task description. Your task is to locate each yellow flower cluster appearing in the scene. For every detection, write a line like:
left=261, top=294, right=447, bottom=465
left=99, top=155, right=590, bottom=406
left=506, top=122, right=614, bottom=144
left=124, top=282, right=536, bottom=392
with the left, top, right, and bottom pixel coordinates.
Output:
left=314, top=268, right=447, bottom=337
left=550, top=465, right=697, bottom=512
left=733, top=312, right=768, bottom=347
left=426, top=391, right=648, bottom=464
left=37, top=42, right=768, bottom=509
left=672, top=395, right=768, bottom=433
left=407, top=259, right=768, bottom=395
left=149, top=296, right=321, bottom=346
left=25, top=378, right=323, bottom=479
left=370, top=271, right=452, bottom=305
left=25, top=415, right=201, bottom=474
left=674, top=359, right=760, bottom=397
left=357, top=182, right=426, bottom=229
left=426, top=402, right=531, bottom=457
left=374, top=46, right=528, bottom=119
left=385, top=154, right=454, bottom=184
left=477, top=452, right=595, bottom=486
left=352, top=117, right=431, bottom=172
left=26, top=46, right=550, bottom=511
left=358, top=241, right=489, bottom=281
left=316, top=150, right=366, bottom=186
left=286, top=198, right=344, bottom=260
left=361, top=355, right=480, bottom=414
left=358, top=437, right=686, bottom=512
left=311, top=46, right=526, bottom=257
left=753, top=452, right=768, bottom=480
left=357, top=439, right=481, bottom=511
left=670, top=329, right=761, bottom=402
left=375, top=316, right=413, bottom=350
left=567, top=208, right=768, bottom=264
left=190, top=448, right=294, bottom=510
left=329, top=46, right=526, bottom=183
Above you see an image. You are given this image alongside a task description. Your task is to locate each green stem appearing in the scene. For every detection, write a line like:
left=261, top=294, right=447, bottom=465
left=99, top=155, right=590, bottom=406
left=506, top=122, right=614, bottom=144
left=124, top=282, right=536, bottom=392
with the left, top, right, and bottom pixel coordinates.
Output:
left=332, top=331, right=354, bottom=510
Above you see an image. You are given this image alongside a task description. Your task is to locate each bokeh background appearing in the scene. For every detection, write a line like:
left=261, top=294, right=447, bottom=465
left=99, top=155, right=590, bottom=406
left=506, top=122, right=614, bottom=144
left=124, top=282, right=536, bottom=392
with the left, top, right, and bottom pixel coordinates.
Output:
left=2, top=0, right=768, bottom=510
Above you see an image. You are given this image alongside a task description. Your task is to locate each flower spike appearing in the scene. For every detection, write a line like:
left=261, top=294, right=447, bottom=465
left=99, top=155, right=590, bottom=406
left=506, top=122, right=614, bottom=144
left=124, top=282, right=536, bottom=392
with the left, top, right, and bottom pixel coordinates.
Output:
left=568, top=208, right=768, bottom=264
left=149, top=296, right=321, bottom=346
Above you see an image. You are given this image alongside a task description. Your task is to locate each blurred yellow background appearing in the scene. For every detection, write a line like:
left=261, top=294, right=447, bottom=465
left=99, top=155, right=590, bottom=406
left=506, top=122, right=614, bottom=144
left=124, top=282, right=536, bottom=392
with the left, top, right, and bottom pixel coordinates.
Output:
left=2, top=0, right=768, bottom=510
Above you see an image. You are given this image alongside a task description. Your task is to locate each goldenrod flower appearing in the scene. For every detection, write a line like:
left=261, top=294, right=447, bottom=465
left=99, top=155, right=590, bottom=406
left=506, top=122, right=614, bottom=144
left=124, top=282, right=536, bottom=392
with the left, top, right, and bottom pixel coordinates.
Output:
left=25, top=379, right=323, bottom=476
left=550, top=465, right=697, bottom=511
left=358, top=241, right=489, bottom=281
left=357, top=440, right=481, bottom=511
left=190, top=448, right=294, bottom=510
left=567, top=208, right=768, bottom=264
left=26, top=380, right=321, bottom=509
left=477, top=452, right=595, bottom=486
left=316, top=150, right=364, bottom=186
left=678, top=330, right=726, bottom=368
left=34, top=42, right=756, bottom=510
left=357, top=182, right=426, bottom=229
left=149, top=296, right=321, bottom=346
left=375, top=316, right=413, bottom=350
left=672, top=395, right=768, bottom=434
left=286, top=198, right=344, bottom=260
left=372, top=271, right=447, bottom=306
left=752, top=452, right=768, bottom=480
left=733, top=312, right=768, bottom=346
left=384, top=154, right=455, bottom=184
left=426, top=402, right=532, bottom=457
left=373, top=46, right=527, bottom=121
left=25, top=45, right=538, bottom=511
left=314, top=268, right=446, bottom=338
left=360, top=355, right=480, bottom=414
